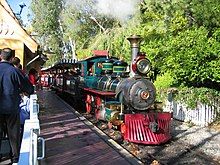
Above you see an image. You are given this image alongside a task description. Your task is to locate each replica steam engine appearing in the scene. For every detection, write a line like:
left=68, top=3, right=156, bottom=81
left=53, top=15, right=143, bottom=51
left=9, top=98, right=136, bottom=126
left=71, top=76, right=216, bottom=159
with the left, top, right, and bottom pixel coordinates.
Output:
left=41, top=35, right=171, bottom=145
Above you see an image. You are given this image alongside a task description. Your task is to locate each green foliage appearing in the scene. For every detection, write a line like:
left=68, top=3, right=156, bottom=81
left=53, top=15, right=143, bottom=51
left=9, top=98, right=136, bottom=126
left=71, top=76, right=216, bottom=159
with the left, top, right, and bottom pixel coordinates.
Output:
left=174, top=87, right=220, bottom=109
left=31, top=0, right=63, bottom=34
left=163, top=27, right=220, bottom=88
left=138, top=0, right=220, bottom=90
left=76, top=49, right=91, bottom=59
left=84, top=15, right=141, bottom=61
left=137, top=0, right=220, bottom=109
left=154, top=72, right=175, bottom=102
left=30, top=0, right=220, bottom=110
left=187, top=0, right=220, bottom=30
left=60, top=1, right=119, bottom=59
left=31, top=0, right=64, bottom=66
left=154, top=72, right=174, bottom=90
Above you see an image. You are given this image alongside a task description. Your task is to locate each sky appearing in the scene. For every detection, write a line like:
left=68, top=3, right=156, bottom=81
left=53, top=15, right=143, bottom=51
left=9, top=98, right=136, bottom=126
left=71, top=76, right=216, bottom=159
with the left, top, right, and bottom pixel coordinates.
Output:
left=6, top=0, right=141, bottom=26
left=7, top=0, right=32, bottom=25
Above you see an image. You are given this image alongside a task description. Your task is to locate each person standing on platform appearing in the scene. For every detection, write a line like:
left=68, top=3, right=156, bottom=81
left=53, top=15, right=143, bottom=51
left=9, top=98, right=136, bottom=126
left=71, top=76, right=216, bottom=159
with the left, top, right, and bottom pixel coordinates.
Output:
left=12, top=57, right=21, bottom=68
left=12, top=57, right=25, bottom=75
left=12, top=56, right=31, bottom=142
left=28, top=68, right=38, bottom=91
left=0, top=48, right=34, bottom=164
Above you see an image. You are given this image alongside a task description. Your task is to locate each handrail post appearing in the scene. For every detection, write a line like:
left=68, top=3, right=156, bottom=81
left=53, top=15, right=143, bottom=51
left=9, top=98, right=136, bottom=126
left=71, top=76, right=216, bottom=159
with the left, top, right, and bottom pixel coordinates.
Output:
left=30, top=94, right=39, bottom=120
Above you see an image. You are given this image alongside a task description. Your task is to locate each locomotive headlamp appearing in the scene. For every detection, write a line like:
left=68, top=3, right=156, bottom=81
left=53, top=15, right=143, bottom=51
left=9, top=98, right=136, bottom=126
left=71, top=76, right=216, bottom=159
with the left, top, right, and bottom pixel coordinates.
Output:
left=136, top=58, right=151, bottom=74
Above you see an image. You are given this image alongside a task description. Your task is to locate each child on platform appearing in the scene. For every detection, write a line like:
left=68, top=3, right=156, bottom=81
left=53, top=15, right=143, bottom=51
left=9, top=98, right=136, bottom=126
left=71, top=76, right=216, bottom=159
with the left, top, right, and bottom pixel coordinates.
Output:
left=19, top=93, right=30, bottom=141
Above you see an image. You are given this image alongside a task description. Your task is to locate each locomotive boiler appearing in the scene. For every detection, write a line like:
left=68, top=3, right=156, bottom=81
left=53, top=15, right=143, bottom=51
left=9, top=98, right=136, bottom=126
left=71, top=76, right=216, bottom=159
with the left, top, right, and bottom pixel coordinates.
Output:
left=96, top=35, right=156, bottom=112
left=41, top=35, right=171, bottom=145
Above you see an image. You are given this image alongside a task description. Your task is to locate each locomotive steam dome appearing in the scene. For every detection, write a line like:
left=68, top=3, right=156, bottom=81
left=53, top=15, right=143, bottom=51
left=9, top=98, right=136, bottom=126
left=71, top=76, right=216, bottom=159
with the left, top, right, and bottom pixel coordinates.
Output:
left=116, top=78, right=156, bottom=110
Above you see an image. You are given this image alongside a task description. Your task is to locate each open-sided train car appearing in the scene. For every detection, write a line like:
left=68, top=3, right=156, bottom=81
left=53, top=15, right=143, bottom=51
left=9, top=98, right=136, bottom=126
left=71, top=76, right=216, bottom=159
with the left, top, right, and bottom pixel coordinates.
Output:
left=41, top=35, right=172, bottom=145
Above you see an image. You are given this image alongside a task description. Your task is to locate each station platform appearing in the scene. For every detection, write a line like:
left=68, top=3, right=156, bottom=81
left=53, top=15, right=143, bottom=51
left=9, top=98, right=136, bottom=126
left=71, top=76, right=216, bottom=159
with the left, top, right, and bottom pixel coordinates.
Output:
left=37, top=90, right=141, bottom=165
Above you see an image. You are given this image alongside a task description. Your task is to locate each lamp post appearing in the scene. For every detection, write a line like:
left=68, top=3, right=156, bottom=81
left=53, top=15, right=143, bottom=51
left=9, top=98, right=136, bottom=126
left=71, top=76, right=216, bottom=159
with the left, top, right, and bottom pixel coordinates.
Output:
left=15, top=2, right=26, bottom=17
left=18, top=2, right=26, bottom=15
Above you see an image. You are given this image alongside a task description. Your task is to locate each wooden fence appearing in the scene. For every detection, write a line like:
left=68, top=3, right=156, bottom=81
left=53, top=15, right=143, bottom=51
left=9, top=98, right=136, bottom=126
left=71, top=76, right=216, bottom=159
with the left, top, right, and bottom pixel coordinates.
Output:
left=163, top=99, right=220, bottom=126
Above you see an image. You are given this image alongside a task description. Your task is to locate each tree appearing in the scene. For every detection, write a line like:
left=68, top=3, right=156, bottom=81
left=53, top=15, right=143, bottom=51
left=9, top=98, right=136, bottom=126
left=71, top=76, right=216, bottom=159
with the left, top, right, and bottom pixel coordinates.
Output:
left=60, top=1, right=121, bottom=59
left=138, top=0, right=220, bottom=90
left=31, top=0, right=64, bottom=65
left=30, top=0, right=220, bottom=91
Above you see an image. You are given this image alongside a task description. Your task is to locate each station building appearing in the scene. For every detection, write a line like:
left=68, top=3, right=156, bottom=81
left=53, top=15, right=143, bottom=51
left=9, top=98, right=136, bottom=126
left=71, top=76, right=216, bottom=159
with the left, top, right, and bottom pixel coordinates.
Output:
left=0, top=0, right=47, bottom=73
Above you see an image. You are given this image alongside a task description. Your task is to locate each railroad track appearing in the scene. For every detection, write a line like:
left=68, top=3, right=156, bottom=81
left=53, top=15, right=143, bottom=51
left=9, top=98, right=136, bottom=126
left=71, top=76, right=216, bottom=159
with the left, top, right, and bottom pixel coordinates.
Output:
left=59, top=94, right=220, bottom=165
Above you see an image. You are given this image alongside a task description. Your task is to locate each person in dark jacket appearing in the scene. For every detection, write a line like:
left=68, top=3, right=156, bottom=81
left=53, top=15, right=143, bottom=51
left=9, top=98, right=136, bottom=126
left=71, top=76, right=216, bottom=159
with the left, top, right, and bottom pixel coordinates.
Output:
left=0, top=48, right=34, bottom=164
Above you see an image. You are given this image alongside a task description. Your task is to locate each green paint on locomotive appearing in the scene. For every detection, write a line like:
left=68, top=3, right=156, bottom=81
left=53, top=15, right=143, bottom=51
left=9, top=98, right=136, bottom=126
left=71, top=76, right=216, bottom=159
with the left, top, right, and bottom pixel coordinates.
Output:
left=78, top=56, right=118, bottom=89
left=113, top=66, right=127, bottom=73
left=103, top=63, right=113, bottom=71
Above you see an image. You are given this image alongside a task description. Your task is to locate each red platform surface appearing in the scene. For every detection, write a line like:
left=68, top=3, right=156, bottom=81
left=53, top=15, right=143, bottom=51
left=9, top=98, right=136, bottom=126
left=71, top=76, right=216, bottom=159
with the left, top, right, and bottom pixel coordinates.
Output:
left=38, top=90, right=132, bottom=165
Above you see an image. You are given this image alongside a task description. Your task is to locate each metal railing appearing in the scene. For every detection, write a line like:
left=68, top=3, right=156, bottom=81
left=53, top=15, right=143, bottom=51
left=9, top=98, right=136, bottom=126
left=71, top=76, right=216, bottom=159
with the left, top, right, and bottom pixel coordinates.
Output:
left=18, top=94, right=45, bottom=165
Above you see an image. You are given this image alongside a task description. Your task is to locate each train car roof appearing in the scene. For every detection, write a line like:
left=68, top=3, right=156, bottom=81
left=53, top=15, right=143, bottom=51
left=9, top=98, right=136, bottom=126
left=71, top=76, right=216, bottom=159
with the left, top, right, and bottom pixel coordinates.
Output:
left=41, top=50, right=119, bottom=72
left=77, top=50, right=118, bottom=63
left=41, top=59, right=78, bottom=71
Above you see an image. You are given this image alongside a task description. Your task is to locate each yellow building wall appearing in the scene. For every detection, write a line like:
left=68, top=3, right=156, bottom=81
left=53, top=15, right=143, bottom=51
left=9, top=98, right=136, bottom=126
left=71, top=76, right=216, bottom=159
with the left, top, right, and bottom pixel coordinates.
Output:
left=0, top=0, right=43, bottom=72
left=0, top=3, right=38, bottom=53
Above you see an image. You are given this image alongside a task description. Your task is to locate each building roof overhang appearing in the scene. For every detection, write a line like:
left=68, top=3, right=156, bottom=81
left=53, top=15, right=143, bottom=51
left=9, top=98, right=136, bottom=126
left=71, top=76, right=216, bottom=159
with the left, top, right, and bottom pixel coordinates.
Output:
left=26, top=54, right=48, bottom=67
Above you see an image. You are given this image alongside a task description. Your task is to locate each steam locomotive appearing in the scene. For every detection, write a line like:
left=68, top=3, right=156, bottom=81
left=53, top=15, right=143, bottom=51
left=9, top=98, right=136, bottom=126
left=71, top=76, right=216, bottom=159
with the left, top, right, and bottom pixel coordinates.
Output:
left=41, top=35, right=171, bottom=145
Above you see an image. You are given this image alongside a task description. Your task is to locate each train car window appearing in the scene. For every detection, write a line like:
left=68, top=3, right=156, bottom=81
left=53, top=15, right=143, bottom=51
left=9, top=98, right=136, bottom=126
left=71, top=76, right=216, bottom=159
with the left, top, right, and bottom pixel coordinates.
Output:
left=97, top=62, right=103, bottom=68
left=80, top=63, right=85, bottom=76
left=77, top=64, right=82, bottom=75
left=88, top=62, right=94, bottom=76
